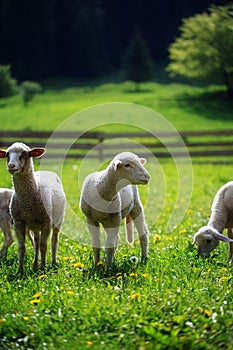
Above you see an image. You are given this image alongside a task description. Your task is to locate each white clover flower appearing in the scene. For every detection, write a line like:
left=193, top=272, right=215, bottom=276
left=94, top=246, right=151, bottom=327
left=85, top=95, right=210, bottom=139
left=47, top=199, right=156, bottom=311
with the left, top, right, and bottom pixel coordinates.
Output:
left=114, top=286, right=121, bottom=291
left=130, top=256, right=139, bottom=263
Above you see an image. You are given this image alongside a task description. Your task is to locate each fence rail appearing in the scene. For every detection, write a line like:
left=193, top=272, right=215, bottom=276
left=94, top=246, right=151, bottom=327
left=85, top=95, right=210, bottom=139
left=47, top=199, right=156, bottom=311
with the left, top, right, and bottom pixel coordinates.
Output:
left=1, top=130, right=233, bottom=161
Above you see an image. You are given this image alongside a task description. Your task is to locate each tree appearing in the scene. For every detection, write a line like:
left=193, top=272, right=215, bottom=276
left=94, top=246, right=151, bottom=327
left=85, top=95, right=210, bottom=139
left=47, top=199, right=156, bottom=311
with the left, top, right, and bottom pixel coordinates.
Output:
left=123, top=31, right=154, bottom=91
left=0, top=65, right=17, bottom=97
left=21, top=81, right=42, bottom=106
left=167, top=4, right=233, bottom=96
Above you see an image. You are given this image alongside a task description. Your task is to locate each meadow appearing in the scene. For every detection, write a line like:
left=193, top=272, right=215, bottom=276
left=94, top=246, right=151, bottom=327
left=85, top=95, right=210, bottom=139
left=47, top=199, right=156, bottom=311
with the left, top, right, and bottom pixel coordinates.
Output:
left=0, top=80, right=233, bottom=349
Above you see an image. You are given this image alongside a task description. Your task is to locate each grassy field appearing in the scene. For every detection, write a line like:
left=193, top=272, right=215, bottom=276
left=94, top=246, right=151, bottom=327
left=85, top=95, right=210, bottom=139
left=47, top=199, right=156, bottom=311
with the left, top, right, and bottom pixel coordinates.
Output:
left=0, top=160, right=233, bottom=349
left=0, top=80, right=233, bottom=349
left=0, top=80, right=232, bottom=132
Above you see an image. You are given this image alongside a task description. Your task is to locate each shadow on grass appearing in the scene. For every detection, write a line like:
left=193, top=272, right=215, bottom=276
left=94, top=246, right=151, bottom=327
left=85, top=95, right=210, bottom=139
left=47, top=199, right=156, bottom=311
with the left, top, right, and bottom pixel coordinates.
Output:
left=175, top=89, right=233, bottom=122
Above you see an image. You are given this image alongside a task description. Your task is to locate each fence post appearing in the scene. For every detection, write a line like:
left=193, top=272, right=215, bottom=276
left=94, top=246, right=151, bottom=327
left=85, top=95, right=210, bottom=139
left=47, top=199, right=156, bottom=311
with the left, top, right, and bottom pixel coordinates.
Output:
left=97, top=133, right=105, bottom=161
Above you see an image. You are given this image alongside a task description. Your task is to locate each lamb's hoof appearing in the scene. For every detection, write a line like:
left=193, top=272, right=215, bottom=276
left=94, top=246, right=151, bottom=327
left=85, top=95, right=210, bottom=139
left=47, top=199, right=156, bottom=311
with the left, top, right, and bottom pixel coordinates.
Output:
left=33, top=263, right=39, bottom=271
left=17, top=267, right=24, bottom=276
left=141, top=256, right=148, bottom=265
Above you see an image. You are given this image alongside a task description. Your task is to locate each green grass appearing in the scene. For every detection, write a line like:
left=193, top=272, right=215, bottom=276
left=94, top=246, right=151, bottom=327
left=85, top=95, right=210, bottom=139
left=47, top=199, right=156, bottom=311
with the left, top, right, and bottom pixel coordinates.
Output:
left=1, top=160, right=233, bottom=350
left=0, top=79, right=233, bottom=349
left=0, top=81, right=232, bottom=132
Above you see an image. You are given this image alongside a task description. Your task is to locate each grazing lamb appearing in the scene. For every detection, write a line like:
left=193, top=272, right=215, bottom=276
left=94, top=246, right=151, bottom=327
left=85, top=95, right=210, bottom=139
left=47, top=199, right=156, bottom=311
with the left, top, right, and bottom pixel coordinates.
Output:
left=0, top=142, right=66, bottom=274
left=193, top=181, right=233, bottom=264
left=80, top=151, right=150, bottom=267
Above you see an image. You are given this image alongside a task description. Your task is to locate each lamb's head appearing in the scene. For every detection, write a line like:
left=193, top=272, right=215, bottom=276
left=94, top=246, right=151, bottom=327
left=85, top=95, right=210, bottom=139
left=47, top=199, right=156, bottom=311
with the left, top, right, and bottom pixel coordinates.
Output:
left=110, top=152, right=150, bottom=185
left=0, top=142, right=45, bottom=175
left=193, top=226, right=233, bottom=257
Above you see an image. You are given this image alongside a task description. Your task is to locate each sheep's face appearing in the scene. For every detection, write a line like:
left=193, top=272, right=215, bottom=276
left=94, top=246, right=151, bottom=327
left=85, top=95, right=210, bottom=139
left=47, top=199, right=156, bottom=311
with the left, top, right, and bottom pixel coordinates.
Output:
left=194, top=230, right=219, bottom=257
left=193, top=226, right=233, bottom=257
left=0, top=142, right=45, bottom=175
left=112, top=152, right=150, bottom=185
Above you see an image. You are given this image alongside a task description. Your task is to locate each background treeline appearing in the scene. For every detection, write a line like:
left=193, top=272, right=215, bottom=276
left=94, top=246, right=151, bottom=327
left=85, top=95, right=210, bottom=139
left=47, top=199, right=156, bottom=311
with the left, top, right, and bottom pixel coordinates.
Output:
left=0, top=0, right=228, bottom=81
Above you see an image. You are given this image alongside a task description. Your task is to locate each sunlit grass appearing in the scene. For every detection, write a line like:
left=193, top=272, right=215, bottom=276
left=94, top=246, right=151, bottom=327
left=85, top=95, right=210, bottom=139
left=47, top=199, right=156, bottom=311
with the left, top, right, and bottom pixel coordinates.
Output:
left=1, top=160, right=233, bottom=349
left=0, top=81, right=231, bottom=131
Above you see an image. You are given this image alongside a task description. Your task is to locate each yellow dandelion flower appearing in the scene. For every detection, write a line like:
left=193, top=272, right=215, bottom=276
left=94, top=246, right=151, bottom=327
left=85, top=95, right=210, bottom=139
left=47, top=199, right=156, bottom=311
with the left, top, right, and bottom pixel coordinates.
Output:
left=86, top=341, right=93, bottom=346
left=23, top=316, right=29, bottom=321
left=208, top=268, right=211, bottom=273
left=204, top=309, right=212, bottom=317
left=204, top=323, right=210, bottom=329
left=38, top=274, right=47, bottom=280
left=166, top=236, right=172, bottom=241
left=122, top=254, right=128, bottom=258
left=129, top=273, right=137, bottom=277
left=153, top=234, right=161, bottom=243
left=73, top=262, right=84, bottom=268
left=187, top=209, right=193, bottom=214
left=30, top=299, right=41, bottom=305
left=142, top=273, right=148, bottom=278
left=63, top=256, right=70, bottom=261
left=117, top=275, right=122, bottom=280
left=219, top=276, right=229, bottom=283
left=220, top=268, right=227, bottom=274
left=32, top=292, right=42, bottom=299
left=130, top=293, right=141, bottom=300
left=180, top=229, right=187, bottom=234
left=97, top=261, right=104, bottom=266
left=0, top=318, right=6, bottom=323
left=67, top=291, right=74, bottom=295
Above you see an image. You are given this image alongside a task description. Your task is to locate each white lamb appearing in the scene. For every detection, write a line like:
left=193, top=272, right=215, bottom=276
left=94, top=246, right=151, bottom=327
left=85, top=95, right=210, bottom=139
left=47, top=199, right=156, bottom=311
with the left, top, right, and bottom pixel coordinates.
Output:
left=193, top=181, right=233, bottom=264
left=0, top=188, right=14, bottom=257
left=80, top=152, right=150, bottom=267
left=0, top=142, right=66, bottom=274
left=0, top=188, right=34, bottom=258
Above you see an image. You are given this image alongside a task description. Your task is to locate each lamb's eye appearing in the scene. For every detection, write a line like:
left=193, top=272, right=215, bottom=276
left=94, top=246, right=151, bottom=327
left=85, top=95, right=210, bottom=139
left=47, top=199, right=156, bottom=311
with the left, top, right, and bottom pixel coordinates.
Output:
left=124, top=163, right=131, bottom=168
left=206, top=238, right=212, bottom=244
left=19, top=151, right=27, bottom=160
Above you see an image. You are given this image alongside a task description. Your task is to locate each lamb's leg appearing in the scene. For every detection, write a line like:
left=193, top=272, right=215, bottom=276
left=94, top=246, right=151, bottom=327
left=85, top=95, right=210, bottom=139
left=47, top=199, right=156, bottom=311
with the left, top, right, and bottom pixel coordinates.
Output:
left=131, top=210, right=149, bottom=262
left=51, top=227, right=59, bottom=266
left=14, top=221, right=26, bottom=274
left=0, top=218, right=14, bottom=258
left=40, top=225, right=51, bottom=270
left=33, top=231, right=40, bottom=271
left=26, top=229, right=34, bottom=247
left=87, top=217, right=101, bottom=264
left=227, top=228, right=233, bottom=265
left=104, top=226, right=119, bottom=267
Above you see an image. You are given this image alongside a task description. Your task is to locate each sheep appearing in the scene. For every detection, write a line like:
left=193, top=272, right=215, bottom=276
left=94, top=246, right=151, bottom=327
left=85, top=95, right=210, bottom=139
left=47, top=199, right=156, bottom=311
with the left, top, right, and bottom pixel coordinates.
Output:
left=0, top=142, right=66, bottom=274
left=80, top=151, right=150, bottom=267
left=193, top=181, right=233, bottom=264
left=0, top=188, right=35, bottom=258
left=0, top=188, right=14, bottom=257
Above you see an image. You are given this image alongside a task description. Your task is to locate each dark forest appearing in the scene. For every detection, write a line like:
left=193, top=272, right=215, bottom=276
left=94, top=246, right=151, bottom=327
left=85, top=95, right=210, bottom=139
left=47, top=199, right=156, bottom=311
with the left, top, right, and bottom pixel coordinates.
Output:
left=0, top=0, right=229, bottom=80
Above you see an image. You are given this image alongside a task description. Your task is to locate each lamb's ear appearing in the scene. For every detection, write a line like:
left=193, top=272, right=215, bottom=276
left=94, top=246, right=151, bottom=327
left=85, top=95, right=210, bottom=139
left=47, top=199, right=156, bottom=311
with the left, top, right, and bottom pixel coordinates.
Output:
left=140, top=158, right=147, bottom=165
left=213, top=231, right=233, bottom=242
left=112, top=159, right=122, bottom=171
left=0, top=150, right=7, bottom=158
left=29, top=148, right=46, bottom=158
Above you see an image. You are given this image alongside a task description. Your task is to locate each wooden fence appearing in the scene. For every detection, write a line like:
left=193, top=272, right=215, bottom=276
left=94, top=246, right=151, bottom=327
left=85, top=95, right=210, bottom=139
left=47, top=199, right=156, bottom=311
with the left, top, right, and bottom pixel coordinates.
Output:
left=1, top=129, right=233, bottom=162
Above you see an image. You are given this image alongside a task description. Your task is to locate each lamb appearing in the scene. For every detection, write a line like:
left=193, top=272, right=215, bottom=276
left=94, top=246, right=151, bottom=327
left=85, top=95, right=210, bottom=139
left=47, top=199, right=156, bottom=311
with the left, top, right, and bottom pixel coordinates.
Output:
left=0, top=188, right=34, bottom=258
left=80, top=151, right=150, bottom=267
left=193, top=181, right=233, bottom=264
left=0, top=188, right=14, bottom=257
left=0, top=142, right=66, bottom=274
